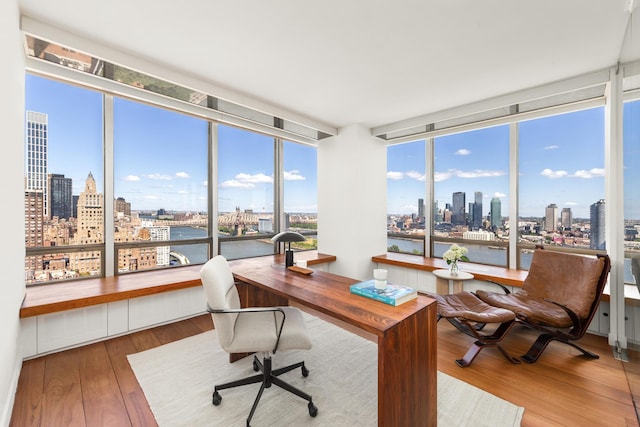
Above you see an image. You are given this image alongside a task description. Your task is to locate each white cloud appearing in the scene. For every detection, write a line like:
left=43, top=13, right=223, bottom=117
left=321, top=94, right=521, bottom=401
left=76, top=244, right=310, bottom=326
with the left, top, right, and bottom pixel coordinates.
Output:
left=493, top=192, right=506, bottom=198
left=220, top=180, right=256, bottom=189
left=456, top=169, right=506, bottom=178
left=387, top=171, right=404, bottom=180
left=284, top=170, right=306, bottom=181
left=146, top=173, right=173, bottom=180
left=540, top=168, right=568, bottom=179
left=123, top=175, right=141, bottom=182
left=455, top=149, right=471, bottom=156
left=175, top=172, right=190, bottom=179
left=434, top=171, right=453, bottom=182
left=573, top=168, right=605, bottom=178
left=544, top=145, right=559, bottom=150
left=235, top=172, right=273, bottom=184
left=406, top=170, right=425, bottom=181
left=565, top=202, right=577, bottom=206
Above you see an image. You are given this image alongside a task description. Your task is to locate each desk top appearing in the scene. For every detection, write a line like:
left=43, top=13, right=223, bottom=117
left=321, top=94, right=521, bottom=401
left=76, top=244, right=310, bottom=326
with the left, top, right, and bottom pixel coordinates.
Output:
left=432, top=269, right=474, bottom=281
left=229, top=256, right=436, bottom=338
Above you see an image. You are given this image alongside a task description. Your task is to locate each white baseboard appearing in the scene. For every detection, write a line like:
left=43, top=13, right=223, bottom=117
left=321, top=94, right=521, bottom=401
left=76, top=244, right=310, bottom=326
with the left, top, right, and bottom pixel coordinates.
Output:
left=0, top=358, right=22, bottom=427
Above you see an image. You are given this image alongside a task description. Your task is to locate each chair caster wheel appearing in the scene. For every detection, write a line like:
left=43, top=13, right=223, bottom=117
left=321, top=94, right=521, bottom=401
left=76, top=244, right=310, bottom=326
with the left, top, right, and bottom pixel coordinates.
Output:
left=301, top=365, right=309, bottom=377
left=253, top=360, right=259, bottom=371
left=308, top=402, right=318, bottom=417
left=212, top=391, right=222, bottom=405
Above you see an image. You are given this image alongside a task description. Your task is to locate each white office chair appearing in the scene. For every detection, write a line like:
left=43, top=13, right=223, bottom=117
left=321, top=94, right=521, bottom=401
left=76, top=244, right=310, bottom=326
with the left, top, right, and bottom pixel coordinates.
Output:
left=200, top=255, right=317, bottom=426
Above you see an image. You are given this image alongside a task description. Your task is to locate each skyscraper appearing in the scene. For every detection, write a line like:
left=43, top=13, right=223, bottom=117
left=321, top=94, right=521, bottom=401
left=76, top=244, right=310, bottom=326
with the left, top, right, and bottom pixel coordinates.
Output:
left=418, top=198, right=425, bottom=221
left=452, top=192, right=466, bottom=225
left=473, top=191, right=483, bottom=230
left=25, top=111, right=49, bottom=218
left=545, top=203, right=558, bottom=232
left=590, top=199, right=606, bottom=250
left=70, top=172, right=104, bottom=275
left=561, top=208, right=573, bottom=231
left=48, top=173, right=73, bottom=220
left=490, top=197, right=501, bottom=229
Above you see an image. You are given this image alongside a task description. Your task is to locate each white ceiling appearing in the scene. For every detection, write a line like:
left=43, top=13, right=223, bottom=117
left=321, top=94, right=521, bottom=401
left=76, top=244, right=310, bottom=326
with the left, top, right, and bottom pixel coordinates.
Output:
left=18, top=0, right=638, bottom=130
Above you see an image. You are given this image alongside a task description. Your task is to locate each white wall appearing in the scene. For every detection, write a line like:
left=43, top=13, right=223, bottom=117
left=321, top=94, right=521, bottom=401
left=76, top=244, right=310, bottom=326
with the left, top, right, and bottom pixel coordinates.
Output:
left=0, top=1, right=26, bottom=425
left=317, top=124, right=387, bottom=280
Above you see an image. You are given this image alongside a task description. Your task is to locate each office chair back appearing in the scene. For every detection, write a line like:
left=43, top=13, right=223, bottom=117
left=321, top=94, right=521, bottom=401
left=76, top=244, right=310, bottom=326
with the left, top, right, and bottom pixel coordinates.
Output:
left=200, top=255, right=241, bottom=351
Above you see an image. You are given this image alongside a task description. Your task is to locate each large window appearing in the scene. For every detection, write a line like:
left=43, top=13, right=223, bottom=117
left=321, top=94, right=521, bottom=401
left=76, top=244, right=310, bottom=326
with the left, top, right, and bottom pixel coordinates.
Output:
left=25, top=74, right=104, bottom=283
left=624, top=100, right=640, bottom=287
left=518, top=108, right=605, bottom=268
left=284, top=140, right=318, bottom=250
left=217, top=125, right=275, bottom=259
left=433, top=126, right=510, bottom=266
left=113, top=98, right=209, bottom=273
left=387, top=140, right=426, bottom=255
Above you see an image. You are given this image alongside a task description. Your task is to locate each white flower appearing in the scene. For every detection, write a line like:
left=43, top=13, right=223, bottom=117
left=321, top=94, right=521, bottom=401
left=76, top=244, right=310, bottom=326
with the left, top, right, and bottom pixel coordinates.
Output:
left=442, top=244, right=469, bottom=263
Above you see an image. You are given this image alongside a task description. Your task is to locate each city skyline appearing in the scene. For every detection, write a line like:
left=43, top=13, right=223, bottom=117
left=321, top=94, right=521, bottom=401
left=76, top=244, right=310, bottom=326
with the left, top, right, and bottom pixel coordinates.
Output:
left=25, top=75, right=318, bottom=214
left=26, top=74, right=640, bottom=221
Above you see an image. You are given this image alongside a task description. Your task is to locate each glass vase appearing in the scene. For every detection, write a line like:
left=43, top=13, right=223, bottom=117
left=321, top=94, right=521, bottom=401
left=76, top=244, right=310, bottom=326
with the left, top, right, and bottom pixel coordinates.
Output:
left=449, top=259, right=459, bottom=275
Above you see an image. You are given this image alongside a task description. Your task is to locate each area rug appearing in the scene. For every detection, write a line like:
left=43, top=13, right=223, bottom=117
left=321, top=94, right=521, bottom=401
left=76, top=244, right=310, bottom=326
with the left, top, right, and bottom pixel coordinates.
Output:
left=128, top=313, right=524, bottom=426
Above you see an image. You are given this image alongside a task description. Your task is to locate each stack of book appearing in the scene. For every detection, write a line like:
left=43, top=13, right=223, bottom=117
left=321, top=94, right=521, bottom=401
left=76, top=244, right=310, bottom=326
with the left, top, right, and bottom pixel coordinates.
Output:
left=350, top=280, right=417, bottom=306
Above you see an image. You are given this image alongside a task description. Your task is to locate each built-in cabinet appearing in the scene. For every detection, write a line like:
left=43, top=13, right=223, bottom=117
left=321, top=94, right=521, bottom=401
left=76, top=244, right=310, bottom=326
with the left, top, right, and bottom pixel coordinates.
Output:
left=20, top=286, right=206, bottom=359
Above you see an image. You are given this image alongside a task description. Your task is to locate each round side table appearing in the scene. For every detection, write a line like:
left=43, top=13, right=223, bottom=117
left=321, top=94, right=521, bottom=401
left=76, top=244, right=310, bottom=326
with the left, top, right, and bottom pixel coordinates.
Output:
left=432, top=269, right=474, bottom=295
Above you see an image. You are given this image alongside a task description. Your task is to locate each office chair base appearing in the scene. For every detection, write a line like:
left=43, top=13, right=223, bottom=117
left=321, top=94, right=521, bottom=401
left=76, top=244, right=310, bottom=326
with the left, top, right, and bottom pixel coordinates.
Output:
left=212, top=355, right=317, bottom=426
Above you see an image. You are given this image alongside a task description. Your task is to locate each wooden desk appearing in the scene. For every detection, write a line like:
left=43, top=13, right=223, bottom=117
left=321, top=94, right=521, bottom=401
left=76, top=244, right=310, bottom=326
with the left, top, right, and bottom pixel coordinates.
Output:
left=229, top=256, right=438, bottom=427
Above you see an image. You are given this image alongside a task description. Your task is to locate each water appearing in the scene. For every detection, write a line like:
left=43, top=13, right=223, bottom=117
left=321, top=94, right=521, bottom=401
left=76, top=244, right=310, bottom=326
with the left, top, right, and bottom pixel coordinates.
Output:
left=170, top=229, right=638, bottom=284
left=170, top=226, right=275, bottom=263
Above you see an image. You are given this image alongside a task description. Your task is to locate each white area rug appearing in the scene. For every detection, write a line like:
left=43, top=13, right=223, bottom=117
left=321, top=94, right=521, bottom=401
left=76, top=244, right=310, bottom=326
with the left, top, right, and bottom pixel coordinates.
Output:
left=128, top=313, right=524, bottom=426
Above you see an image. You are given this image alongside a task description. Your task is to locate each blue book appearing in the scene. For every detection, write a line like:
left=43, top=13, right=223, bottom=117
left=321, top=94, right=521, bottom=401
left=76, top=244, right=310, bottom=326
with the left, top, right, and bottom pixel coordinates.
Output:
left=350, top=280, right=417, bottom=306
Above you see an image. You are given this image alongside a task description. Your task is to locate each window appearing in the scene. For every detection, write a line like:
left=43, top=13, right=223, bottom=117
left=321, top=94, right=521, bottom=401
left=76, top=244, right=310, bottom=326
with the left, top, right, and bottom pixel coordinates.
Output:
left=518, top=108, right=605, bottom=268
left=25, top=74, right=104, bottom=284
left=284, top=140, right=318, bottom=250
left=624, top=100, right=640, bottom=287
left=433, top=126, right=510, bottom=266
left=217, top=125, right=275, bottom=259
left=113, top=98, right=209, bottom=273
left=387, top=140, right=426, bottom=255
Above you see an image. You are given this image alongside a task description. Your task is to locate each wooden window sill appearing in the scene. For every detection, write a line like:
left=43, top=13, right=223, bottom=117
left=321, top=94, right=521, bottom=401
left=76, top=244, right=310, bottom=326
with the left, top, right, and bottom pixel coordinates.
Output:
left=20, top=252, right=337, bottom=318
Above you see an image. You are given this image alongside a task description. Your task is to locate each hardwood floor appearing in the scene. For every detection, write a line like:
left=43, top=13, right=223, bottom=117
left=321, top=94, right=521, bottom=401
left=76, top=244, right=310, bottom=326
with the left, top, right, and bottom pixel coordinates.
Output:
left=10, top=313, right=640, bottom=426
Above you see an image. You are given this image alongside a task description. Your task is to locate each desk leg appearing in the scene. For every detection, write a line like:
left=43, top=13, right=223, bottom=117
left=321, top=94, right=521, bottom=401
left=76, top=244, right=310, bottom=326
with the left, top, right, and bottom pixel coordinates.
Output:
left=378, top=303, right=437, bottom=427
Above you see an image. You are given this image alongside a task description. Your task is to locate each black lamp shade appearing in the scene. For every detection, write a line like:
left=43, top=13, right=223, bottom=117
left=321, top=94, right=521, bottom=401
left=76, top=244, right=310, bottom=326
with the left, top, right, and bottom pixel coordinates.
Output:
left=271, top=231, right=306, bottom=267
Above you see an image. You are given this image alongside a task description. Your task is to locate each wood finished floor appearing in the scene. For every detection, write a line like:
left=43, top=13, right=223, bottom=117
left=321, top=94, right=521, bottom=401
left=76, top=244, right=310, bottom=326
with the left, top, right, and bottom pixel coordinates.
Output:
left=10, top=313, right=640, bottom=427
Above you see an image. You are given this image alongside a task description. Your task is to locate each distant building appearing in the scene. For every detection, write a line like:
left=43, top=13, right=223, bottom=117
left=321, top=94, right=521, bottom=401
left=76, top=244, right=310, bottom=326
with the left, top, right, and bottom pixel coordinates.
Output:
left=418, top=198, right=425, bottom=222
left=452, top=192, right=466, bottom=225
left=24, top=189, right=45, bottom=276
left=490, top=197, right=501, bottom=229
left=545, top=203, right=558, bottom=232
left=590, top=199, right=606, bottom=250
left=473, top=191, right=483, bottom=230
left=561, top=208, right=573, bottom=230
left=26, top=111, right=49, bottom=217
left=115, top=197, right=131, bottom=216
left=70, top=172, right=103, bottom=274
left=48, top=173, right=73, bottom=220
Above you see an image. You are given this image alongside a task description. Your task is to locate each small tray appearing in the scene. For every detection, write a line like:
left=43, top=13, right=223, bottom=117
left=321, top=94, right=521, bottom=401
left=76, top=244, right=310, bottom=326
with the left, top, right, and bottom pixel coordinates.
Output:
left=287, top=265, right=314, bottom=275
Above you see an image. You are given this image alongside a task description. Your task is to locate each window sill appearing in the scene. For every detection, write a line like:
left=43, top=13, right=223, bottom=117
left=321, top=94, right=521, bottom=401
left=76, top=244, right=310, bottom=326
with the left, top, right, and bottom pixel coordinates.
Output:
left=373, top=252, right=640, bottom=304
left=20, top=251, right=337, bottom=318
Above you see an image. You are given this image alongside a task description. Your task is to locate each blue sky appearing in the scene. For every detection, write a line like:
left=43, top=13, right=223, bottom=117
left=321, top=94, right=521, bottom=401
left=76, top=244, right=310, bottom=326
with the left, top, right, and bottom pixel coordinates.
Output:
left=25, top=74, right=318, bottom=214
left=25, top=74, right=640, bottom=219
left=387, top=107, right=640, bottom=219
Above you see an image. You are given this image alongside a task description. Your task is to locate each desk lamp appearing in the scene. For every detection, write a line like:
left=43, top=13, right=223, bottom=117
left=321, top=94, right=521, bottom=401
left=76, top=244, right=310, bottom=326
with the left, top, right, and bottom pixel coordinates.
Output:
left=271, top=231, right=306, bottom=267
